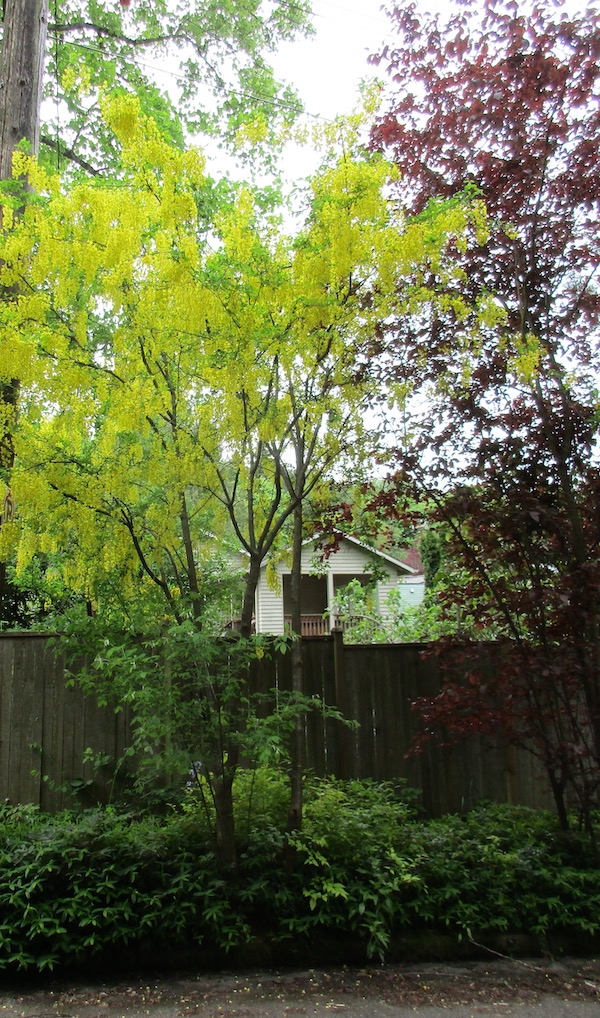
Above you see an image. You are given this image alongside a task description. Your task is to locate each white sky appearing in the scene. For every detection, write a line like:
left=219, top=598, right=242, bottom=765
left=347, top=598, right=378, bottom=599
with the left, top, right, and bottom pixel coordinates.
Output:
left=262, top=0, right=403, bottom=186
left=270, top=0, right=394, bottom=122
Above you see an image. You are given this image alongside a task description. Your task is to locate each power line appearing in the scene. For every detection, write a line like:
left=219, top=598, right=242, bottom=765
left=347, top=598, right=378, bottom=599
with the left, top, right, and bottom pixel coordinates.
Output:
left=62, top=30, right=385, bottom=126
left=64, top=39, right=328, bottom=121
left=51, top=0, right=391, bottom=127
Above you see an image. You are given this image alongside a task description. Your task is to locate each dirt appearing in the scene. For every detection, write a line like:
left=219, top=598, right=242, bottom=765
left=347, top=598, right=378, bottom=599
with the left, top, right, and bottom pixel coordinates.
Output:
left=2, top=957, right=600, bottom=1017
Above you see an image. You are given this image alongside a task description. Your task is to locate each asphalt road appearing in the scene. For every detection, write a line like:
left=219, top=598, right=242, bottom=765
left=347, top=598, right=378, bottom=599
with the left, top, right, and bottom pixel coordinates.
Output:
left=1, top=957, right=599, bottom=1018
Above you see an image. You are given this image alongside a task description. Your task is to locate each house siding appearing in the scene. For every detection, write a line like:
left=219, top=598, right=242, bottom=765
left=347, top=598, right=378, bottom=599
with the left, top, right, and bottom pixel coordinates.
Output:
left=377, top=571, right=400, bottom=612
left=398, top=576, right=426, bottom=610
left=300, top=541, right=373, bottom=576
left=255, top=573, right=285, bottom=634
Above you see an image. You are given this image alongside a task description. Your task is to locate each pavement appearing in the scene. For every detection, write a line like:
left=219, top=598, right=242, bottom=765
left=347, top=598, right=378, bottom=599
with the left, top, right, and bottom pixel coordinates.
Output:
left=1, top=957, right=599, bottom=1018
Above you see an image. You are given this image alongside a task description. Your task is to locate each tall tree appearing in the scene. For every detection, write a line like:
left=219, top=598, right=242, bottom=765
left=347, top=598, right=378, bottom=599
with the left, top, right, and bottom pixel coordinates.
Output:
left=369, top=0, right=600, bottom=827
left=0, top=96, right=477, bottom=857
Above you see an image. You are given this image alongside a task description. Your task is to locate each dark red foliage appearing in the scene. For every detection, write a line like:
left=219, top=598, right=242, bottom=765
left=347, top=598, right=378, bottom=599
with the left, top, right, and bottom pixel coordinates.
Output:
left=369, top=0, right=600, bottom=828
left=371, top=0, right=600, bottom=359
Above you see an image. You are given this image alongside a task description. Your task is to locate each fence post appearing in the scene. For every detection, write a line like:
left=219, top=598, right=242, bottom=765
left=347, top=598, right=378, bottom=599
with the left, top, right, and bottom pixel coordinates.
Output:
left=332, top=627, right=350, bottom=777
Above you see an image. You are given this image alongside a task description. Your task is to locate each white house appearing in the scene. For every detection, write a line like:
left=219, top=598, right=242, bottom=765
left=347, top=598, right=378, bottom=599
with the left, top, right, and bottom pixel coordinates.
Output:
left=254, top=534, right=424, bottom=636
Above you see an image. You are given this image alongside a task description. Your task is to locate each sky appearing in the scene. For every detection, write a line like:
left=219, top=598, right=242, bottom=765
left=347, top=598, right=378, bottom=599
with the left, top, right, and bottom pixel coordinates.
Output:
left=269, top=0, right=394, bottom=122
left=262, top=0, right=400, bottom=185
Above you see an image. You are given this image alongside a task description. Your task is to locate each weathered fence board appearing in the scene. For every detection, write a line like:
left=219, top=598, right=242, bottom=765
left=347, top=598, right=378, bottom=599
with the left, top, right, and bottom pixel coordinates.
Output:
left=0, top=632, right=554, bottom=813
left=0, top=634, right=132, bottom=811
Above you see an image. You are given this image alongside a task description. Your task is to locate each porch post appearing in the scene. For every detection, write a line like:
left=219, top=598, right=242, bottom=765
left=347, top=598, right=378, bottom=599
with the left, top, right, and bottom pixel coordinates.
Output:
left=326, top=572, right=335, bottom=631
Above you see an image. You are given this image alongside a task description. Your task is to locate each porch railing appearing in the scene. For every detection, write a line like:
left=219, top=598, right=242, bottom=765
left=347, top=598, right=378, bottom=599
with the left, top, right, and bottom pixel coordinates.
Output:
left=283, top=614, right=359, bottom=636
left=283, top=614, right=330, bottom=636
left=230, top=615, right=353, bottom=637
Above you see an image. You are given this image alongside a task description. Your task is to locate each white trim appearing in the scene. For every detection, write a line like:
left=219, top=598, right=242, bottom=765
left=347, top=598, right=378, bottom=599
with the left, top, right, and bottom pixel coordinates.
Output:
left=309, top=533, right=415, bottom=574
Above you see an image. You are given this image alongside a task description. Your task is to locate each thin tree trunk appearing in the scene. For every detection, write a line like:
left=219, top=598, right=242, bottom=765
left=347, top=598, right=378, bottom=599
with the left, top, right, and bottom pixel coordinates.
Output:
left=179, top=493, right=202, bottom=624
left=287, top=498, right=305, bottom=835
left=211, top=768, right=238, bottom=872
left=240, top=554, right=260, bottom=638
left=548, top=771, right=569, bottom=833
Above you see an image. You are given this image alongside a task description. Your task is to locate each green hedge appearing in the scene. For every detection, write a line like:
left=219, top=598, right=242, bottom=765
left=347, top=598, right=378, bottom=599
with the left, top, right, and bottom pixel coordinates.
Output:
left=0, top=781, right=598, bottom=972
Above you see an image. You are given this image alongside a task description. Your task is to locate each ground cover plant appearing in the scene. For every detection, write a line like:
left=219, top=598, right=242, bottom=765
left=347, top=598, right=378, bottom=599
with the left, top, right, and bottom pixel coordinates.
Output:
left=0, top=776, right=598, bottom=973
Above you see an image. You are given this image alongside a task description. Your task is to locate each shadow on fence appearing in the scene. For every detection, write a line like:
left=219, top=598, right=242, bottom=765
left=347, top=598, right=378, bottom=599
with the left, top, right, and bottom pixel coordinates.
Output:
left=0, top=630, right=552, bottom=813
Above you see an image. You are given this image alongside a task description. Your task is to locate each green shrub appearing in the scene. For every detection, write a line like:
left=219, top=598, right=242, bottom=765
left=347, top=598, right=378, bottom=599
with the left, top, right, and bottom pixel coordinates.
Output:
left=403, top=804, right=600, bottom=940
left=280, top=796, right=600, bottom=960
left=0, top=788, right=597, bottom=973
left=276, top=778, right=422, bottom=958
left=0, top=803, right=238, bottom=972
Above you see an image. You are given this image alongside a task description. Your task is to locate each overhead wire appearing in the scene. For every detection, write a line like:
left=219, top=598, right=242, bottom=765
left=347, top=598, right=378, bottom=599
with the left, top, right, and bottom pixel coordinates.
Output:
left=51, top=0, right=391, bottom=126
left=63, top=40, right=314, bottom=119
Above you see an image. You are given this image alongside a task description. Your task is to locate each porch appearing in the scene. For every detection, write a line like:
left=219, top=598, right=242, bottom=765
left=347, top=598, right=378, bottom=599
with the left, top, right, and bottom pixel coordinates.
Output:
left=279, top=574, right=366, bottom=635
left=284, top=614, right=341, bottom=637
left=282, top=571, right=369, bottom=636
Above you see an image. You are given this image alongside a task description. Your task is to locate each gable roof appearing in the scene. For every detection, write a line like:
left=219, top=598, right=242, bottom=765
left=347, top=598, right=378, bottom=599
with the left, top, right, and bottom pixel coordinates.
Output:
left=325, top=533, right=419, bottom=575
left=264, top=532, right=420, bottom=577
left=214, top=530, right=423, bottom=578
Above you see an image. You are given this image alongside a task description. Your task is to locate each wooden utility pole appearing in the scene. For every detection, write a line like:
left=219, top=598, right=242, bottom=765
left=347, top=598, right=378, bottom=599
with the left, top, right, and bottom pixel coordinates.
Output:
left=0, top=0, right=48, bottom=177
left=0, top=0, right=48, bottom=615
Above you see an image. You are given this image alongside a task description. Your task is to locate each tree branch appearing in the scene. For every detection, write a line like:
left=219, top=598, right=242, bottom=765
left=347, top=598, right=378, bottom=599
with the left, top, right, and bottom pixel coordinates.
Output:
left=49, top=21, right=184, bottom=49
left=40, top=133, right=102, bottom=176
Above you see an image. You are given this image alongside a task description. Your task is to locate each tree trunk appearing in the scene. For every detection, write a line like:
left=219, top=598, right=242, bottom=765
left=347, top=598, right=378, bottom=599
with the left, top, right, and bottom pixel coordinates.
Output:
left=547, top=771, right=569, bottom=833
left=0, top=0, right=48, bottom=619
left=240, top=554, right=260, bottom=638
left=286, top=499, right=305, bottom=835
left=211, top=770, right=238, bottom=872
left=179, top=493, right=202, bottom=624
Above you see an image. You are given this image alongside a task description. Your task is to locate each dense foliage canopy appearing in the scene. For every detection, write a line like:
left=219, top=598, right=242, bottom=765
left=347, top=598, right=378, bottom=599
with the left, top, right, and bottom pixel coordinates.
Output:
left=0, top=96, right=481, bottom=630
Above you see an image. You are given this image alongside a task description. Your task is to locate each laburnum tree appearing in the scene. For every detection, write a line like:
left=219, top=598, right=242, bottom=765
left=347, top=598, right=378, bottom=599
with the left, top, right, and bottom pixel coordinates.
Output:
left=369, top=0, right=600, bottom=830
left=0, top=0, right=310, bottom=616
left=0, top=96, right=481, bottom=862
left=0, top=97, right=482, bottom=621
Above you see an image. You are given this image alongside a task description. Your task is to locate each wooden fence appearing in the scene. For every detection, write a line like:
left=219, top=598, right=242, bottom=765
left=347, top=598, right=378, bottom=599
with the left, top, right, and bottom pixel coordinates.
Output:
left=0, top=634, right=132, bottom=811
left=0, top=631, right=553, bottom=813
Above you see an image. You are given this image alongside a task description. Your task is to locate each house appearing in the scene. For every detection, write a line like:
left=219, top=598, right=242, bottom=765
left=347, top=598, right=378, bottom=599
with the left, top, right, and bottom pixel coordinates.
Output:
left=254, top=534, right=424, bottom=636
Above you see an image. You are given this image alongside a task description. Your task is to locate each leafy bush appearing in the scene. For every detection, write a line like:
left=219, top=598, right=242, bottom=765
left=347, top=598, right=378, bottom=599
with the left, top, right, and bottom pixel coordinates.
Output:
left=283, top=779, right=422, bottom=958
left=182, top=766, right=291, bottom=843
left=403, top=804, right=600, bottom=940
left=285, top=795, right=599, bottom=958
left=0, top=789, right=597, bottom=973
left=0, top=803, right=239, bottom=972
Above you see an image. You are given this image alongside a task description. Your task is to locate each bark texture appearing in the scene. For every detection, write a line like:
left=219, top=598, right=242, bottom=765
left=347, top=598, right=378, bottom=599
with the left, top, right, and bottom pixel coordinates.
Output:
left=0, top=0, right=48, bottom=176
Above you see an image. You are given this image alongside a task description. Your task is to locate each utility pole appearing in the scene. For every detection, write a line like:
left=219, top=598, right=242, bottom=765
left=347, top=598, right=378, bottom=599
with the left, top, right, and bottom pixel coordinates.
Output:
left=0, top=0, right=48, bottom=177
left=0, top=0, right=48, bottom=616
